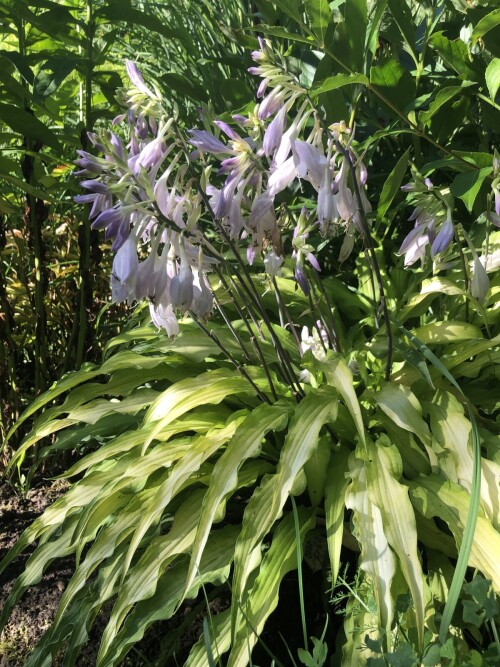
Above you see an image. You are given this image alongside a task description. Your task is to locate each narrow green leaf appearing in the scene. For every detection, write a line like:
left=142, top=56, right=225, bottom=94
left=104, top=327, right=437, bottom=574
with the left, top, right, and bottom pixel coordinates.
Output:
left=0, top=103, right=60, bottom=149
left=377, top=148, right=410, bottom=219
left=304, top=0, right=332, bottom=44
left=184, top=401, right=291, bottom=595
left=231, top=387, right=337, bottom=636
left=471, top=8, right=500, bottom=45
left=419, top=86, right=464, bottom=125
left=367, top=436, right=426, bottom=648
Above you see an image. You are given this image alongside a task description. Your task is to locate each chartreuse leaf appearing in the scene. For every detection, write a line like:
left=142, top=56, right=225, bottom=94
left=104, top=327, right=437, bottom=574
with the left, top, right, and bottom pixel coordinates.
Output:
left=143, top=368, right=259, bottom=451
left=228, top=508, right=316, bottom=667
left=99, top=489, right=207, bottom=660
left=408, top=476, right=500, bottom=592
left=393, top=320, right=483, bottom=644
left=345, top=452, right=397, bottom=646
left=425, top=392, right=498, bottom=527
left=231, top=386, right=337, bottom=638
left=316, top=352, right=366, bottom=446
left=375, top=382, right=431, bottom=446
left=64, top=409, right=229, bottom=477
left=324, top=448, right=350, bottom=588
left=413, top=321, right=482, bottom=344
left=366, top=436, right=426, bottom=649
left=184, top=401, right=291, bottom=595
left=99, top=525, right=239, bottom=667
left=121, top=417, right=245, bottom=585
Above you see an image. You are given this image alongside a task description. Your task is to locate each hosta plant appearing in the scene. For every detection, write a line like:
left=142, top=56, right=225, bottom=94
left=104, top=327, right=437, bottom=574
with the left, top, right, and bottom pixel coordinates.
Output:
left=2, top=1, right=500, bottom=665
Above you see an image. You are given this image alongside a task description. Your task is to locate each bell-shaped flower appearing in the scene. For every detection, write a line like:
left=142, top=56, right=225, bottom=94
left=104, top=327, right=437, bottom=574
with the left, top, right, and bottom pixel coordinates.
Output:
left=471, top=255, right=489, bottom=303
left=263, top=105, right=287, bottom=157
left=430, top=213, right=454, bottom=258
left=192, top=269, right=213, bottom=318
left=292, top=140, right=327, bottom=190
left=170, top=241, right=194, bottom=312
left=110, top=236, right=139, bottom=304
left=150, top=301, right=179, bottom=336
left=267, top=157, right=296, bottom=197
left=264, top=250, right=284, bottom=278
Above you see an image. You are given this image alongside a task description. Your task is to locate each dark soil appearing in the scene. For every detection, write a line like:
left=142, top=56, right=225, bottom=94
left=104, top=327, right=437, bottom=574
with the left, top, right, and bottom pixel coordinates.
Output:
left=0, top=479, right=228, bottom=666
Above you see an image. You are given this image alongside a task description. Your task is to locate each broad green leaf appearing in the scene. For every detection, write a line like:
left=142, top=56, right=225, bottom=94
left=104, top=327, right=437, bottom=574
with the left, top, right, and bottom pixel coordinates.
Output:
left=377, top=148, right=410, bottom=220
left=450, top=166, right=493, bottom=212
left=419, top=86, right=464, bottom=125
left=324, top=448, right=350, bottom=588
left=375, top=382, right=431, bottom=445
left=428, top=32, right=479, bottom=81
left=231, top=386, right=337, bottom=635
left=413, top=321, right=483, bottom=344
left=311, top=73, right=369, bottom=97
left=420, top=277, right=464, bottom=297
left=333, top=0, right=368, bottom=73
left=409, top=476, right=500, bottom=592
left=485, top=58, right=500, bottom=101
left=370, top=57, right=416, bottom=115
left=228, top=508, right=316, bottom=667
left=471, top=8, right=500, bottom=45
left=345, top=452, right=396, bottom=643
left=184, top=401, right=290, bottom=595
left=366, top=437, right=425, bottom=648
left=304, top=0, right=331, bottom=44
left=304, top=435, right=332, bottom=505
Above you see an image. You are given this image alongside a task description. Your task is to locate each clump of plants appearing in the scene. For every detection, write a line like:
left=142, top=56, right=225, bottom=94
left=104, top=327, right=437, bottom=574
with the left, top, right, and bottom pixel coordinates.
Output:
left=1, top=2, right=500, bottom=665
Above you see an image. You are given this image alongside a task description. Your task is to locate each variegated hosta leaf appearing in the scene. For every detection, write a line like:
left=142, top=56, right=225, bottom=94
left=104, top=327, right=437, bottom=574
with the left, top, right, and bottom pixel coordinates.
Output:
left=425, top=390, right=499, bottom=527
left=324, top=447, right=350, bottom=588
left=316, top=352, right=366, bottom=446
left=345, top=453, right=397, bottom=645
left=121, top=416, right=246, bottom=582
left=375, top=382, right=431, bottom=446
left=228, top=508, right=316, bottom=667
left=185, top=609, right=231, bottom=666
left=231, top=386, right=338, bottom=636
left=409, top=475, right=500, bottom=592
left=184, top=400, right=292, bottom=595
left=99, top=489, right=208, bottom=660
left=366, top=436, right=426, bottom=648
left=143, top=367, right=265, bottom=451
left=98, top=525, right=240, bottom=667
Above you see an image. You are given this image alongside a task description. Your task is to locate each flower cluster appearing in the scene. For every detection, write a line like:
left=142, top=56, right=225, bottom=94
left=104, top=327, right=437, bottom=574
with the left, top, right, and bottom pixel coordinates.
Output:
left=76, top=42, right=372, bottom=333
left=397, top=172, right=455, bottom=267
